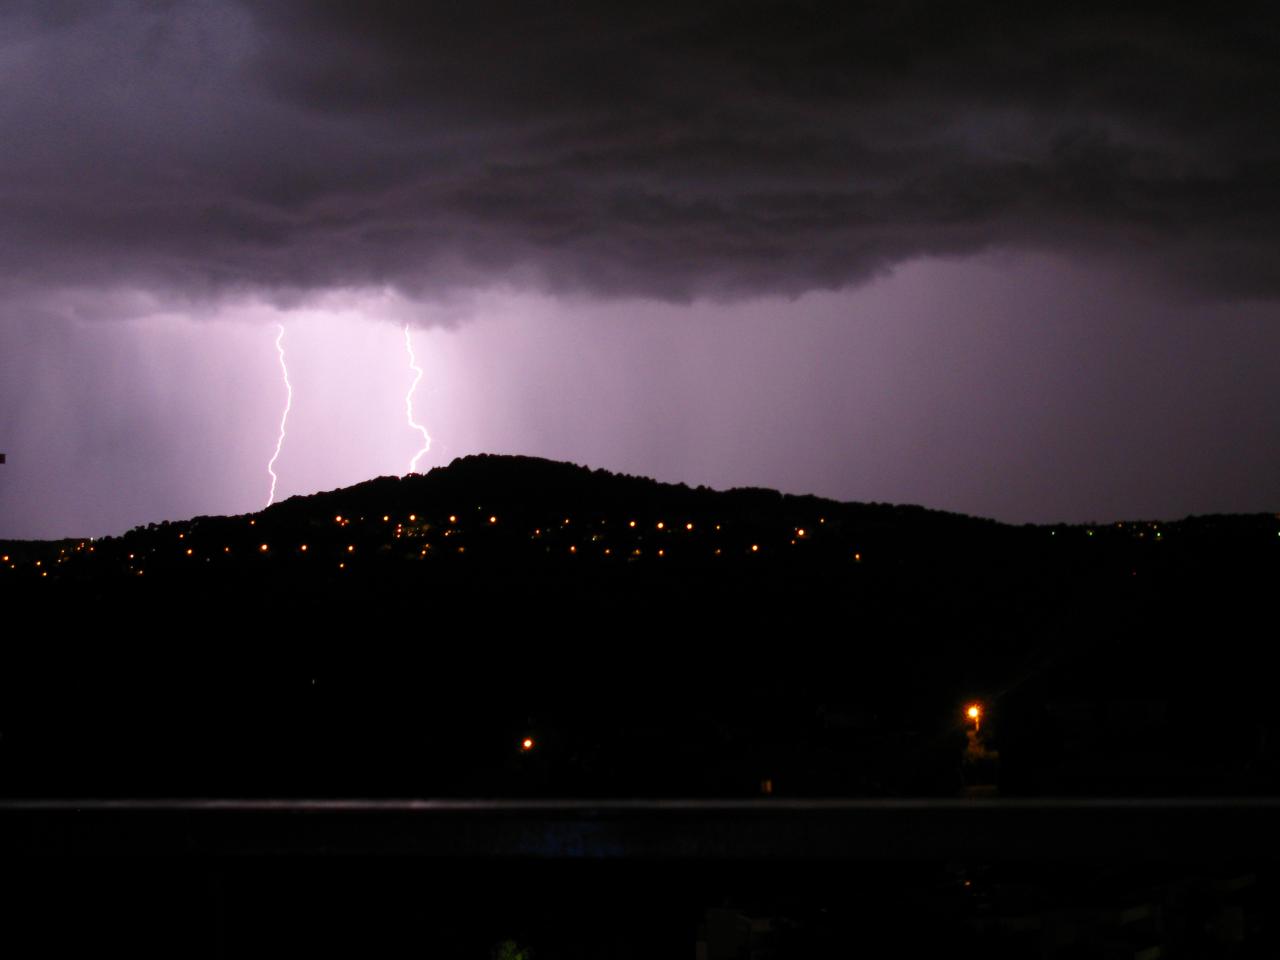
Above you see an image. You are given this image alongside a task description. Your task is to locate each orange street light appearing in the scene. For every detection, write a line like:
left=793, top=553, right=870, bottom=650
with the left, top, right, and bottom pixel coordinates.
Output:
left=521, top=737, right=535, bottom=752
left=966, top=703, right=982, bottom=731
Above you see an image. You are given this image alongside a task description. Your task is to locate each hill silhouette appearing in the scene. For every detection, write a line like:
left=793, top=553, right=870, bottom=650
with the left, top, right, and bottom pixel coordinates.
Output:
left=1, top=454, right=1277, bottom=798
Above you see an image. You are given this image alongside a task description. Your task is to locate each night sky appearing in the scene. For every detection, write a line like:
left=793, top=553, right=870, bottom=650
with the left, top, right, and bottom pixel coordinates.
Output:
left=2, top=1, right=1278, bottom=539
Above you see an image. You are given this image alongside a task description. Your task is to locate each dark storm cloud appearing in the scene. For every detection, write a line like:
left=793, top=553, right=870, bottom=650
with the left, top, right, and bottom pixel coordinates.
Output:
left=2, top=0, right=1279, bottom=302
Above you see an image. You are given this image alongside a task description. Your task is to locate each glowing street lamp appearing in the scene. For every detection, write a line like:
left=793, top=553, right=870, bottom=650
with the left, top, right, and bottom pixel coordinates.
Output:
left=966, top=703, right=982, bottom=731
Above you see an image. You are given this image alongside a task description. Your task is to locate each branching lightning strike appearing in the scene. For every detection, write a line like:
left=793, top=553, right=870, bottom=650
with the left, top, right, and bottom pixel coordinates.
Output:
left=266, top=323, right=293, bottom=507
left=403, top=324, right=432, bottom=474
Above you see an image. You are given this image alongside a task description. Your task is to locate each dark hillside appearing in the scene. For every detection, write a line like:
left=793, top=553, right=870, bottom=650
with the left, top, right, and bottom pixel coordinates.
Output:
left=2, top=455, right=1276, bottom=798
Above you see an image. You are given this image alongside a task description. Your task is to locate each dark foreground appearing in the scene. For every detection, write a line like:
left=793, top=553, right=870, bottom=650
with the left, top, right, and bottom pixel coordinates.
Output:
left=3, top=799, right=1279, bottom=958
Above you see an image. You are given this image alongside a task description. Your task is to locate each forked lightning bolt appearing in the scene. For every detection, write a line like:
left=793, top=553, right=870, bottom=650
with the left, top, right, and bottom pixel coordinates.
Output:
left=266, top=323, right=293, bottom=506
left=404, top=324, right=432, bottom=474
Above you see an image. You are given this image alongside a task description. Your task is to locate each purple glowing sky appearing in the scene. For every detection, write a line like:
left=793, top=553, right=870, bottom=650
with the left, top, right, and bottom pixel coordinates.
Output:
left=1, top=2, right=1278, bottom=538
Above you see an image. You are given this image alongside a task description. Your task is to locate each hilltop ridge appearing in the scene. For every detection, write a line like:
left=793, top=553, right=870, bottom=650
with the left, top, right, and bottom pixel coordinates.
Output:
left=253, top=452, right=1004, bottom=538
left=3, top=452, right=1272, bottom=594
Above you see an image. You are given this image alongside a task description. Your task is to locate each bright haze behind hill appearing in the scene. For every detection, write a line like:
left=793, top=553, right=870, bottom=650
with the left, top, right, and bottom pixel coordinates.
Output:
left=1, top=1, right=1278, bottom=538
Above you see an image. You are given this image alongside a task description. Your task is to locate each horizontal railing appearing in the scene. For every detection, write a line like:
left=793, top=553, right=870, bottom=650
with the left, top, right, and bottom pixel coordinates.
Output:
left=4, top=797, right=1279, bottom=859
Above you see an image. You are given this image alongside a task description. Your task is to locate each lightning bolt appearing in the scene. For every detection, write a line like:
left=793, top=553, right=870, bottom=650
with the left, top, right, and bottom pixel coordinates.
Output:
left=404, top=323, right=432, bottom=474
left=266, top=323, right=292, bottom=507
